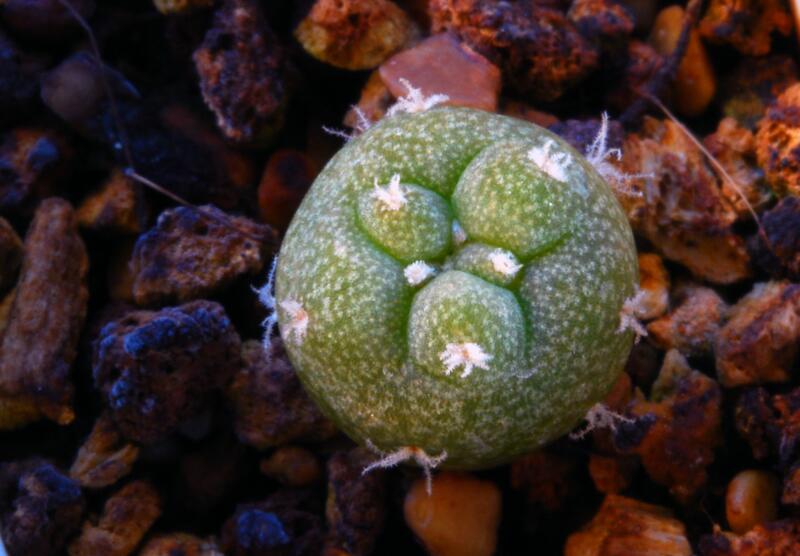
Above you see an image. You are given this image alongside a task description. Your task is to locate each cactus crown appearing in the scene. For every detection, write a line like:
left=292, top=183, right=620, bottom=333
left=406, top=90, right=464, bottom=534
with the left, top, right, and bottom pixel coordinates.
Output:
left=266, top=106, right=638, bottom=469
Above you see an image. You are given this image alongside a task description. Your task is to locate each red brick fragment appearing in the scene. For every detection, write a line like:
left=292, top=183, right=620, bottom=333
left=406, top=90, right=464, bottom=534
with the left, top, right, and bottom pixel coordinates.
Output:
left=379, top=33, right=501, bottom=113
left=0, top=198, right=88, bottom=428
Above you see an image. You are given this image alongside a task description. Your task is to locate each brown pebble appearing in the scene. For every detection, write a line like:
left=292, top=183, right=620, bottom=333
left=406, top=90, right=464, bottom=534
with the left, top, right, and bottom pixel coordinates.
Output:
left=589, top=454, right=638, bottom=495
left=379, top=33, right=501, bottom=113
left=755, top=83, right=800, bottom=197
left=404, top=472, right=501, bottom=556
left=649, top=5, right=716, bottom=117
left=77, top=169, right=148, bottom=235
left=152, top=0, right=213, bottom=15
left=70, top=412, right=139, bottom=489
left=139, top=533, right=222, bottom=556
left=637, top=253, right=669, bottom=321
left=258, top=149, right=318, bottom=231
left=260, top=446, right=322, bottom=487
left=748, top=196, right=800, bottom=281
left=0, top=216, right=22, bottom=294
left=0, top=198, right=88, bottom=428
left=295, top=0, right=414, bottom=70
left=726, top=470, right=779, bottom=534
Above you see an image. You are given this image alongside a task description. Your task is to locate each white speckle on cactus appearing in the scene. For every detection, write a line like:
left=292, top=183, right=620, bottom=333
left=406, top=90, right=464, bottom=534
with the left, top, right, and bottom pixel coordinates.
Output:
left=371, top=174, right=407, bottom=211
left=440, top=342, right=492, bottom=378
left=527, top=139, right=571, bottom=182
left=488, top=250, right=522, bottom=278
left=363, top=440, right=448, bottom=495
left=617, top=287, right=648, bottom=343
left=387, top=78, right=450, bottom=118
left=451, top=220, right=467, bottom=245
left=280, top=298, right=309, bottom=344
left=404, top=261, right=436, bottom=286
left=569, top=403, right=633, bottom=440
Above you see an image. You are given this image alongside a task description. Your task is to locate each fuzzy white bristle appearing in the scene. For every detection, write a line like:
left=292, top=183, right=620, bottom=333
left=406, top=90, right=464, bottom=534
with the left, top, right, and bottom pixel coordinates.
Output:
left=404, top=261, right=436, bottom=286
left=363, top=440, right=448, bottom=495
left=387, top=78, right=450, bottom=117
left=617, top=287, right=648, bottom=343
left=280, top=298, right=309, bottom=344
left=527, top=139, right=572, bottom=182
left=489, top=250, right=522, bottom=277
left=371, top=174, right=407, bottom=211
left=440, top=342, right=492, bottom=378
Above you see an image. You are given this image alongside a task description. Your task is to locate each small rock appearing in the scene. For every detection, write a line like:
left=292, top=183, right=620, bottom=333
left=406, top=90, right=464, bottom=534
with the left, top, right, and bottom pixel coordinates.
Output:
left=726, top=470, right=779, bottom=534
left=221, top=489, right=324, bottom=556
left=130, top=204, right=275, bottom=306
left=0, top=216, right=22, bottom=294
left=430, top=0, right=598, bottom=102
left=139, top=534, right=223, bottom=556
left=715, top=281, right=800, bottom=388
left=325, top=448, right=387, bottom=556
left=152, top=0, right=213, bottom=15
left=565, top=494, right=692, bottom=556
left=699, top=0, right=792, bottom=56
left=649, top=5, right=716, bottom=117
left=295, top=0, right=414, bottom=70
left=568, top=0, right=635, bottom=41
left=698, top=519, right=800, bottom=556
left=70, top=412, right=139, bottom=489
left=194, top=0, right=287, bottom=145
left=77, top=169, right=148, bottom=235
left=589, top=454, right=638, bottom=494
left=636, top=253, right=669, bottom=321
left=68, top=481, right=161, bottom=556
left=379, top=33, right=501, bottom=113
left=647, top=283, right=727, bottom=357
left=0, top=128, right=72, bottom=215
left=0, top=198, right=88, bottom=429
left=260, top=446, right=322, bottom=487
left=0, top=461, right=85, bottom=556
left=748, top=196, right=800, bottom=281
left=227, top=340, right=336, bottom=450
left=258, top=150, right=317, bottom=231
left=92, top=300, right=242, bottom=443
left=404, top=472, right=501, bottom=556
left=756, top=83, right=800, bottom=197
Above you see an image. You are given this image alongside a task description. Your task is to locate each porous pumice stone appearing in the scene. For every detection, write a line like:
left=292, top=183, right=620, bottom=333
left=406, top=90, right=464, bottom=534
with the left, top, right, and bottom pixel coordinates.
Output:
left=273, top=107, right=638, bottom=469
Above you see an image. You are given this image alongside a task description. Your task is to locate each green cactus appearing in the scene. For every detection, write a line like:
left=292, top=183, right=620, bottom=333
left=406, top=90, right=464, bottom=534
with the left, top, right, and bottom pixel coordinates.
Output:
left=262, top=104, right=639, bottom=470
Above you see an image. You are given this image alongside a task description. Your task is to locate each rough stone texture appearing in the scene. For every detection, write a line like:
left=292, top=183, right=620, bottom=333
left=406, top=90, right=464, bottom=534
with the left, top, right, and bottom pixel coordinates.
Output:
left=139, top=534, right=223, bottom=556
left=720, top=55, right=797, bottom=130
left=647, top=284, right=726, bottom=357
left=715, top=281, right=800, bottom=388
left=698, top=519, right=800, bottom=556
left=92, top=300, right=241, bottom=443
left=227, top=340, right=336, bottom=450
left=0, top=128, right=71, bottom=214
left=622, top=117, right=750, bottom=284
left=748, top=196, right=800, bottom=281
left=568, top=0, right=635, bottom=41
left=734, top=387, right=800, bottom=464
left=194, top=0, right=287, bottom=145
left=77, top=169, right=148, bottom=235
left=325, top=448, right=387, bottom=556
left=565, top=494, right=692, bottom=556
left=588, top=454, right=638, bottom=494
left=0, top=216, right=22, bottom=294
left=0, top=198, right=88, bottom=428
left=131, top=204, right=275, bottom=306
left=699, top=0, right=792, bottom=56
left=260, top=446, right=322, bottom=487
left=0, top=461, right=85, bottom=556
left=429, top=0, right=598, bottom=101
left=615, top=350, right=722, bottom=503
left=295, top=0, right=414, bottom=70
left=220, top=489, right=324, bottom=556
left=379, top=33, right=501, bottom=113
left=68, top=481, right=161, bottom=556
left=69, top=412, right=139, bottom=490
left=756, top=83, right=800, bottom=197
left=703, top=117, right=770, bottom=218
left=636, top=253, right=669, bottom=321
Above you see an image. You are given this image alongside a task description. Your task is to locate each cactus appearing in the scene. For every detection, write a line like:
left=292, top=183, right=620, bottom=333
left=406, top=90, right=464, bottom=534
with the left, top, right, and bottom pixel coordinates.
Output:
left=263, top=104, right=639, bottom=470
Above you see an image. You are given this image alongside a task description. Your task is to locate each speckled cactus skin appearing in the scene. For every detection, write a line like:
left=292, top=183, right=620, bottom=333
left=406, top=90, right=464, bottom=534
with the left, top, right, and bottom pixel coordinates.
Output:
left=274, top=107, right=638, bottom=469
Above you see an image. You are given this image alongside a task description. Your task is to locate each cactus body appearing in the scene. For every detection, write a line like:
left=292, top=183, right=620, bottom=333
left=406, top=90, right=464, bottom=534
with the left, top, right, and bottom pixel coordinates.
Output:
left=273, top=107, right=637, bottom=469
